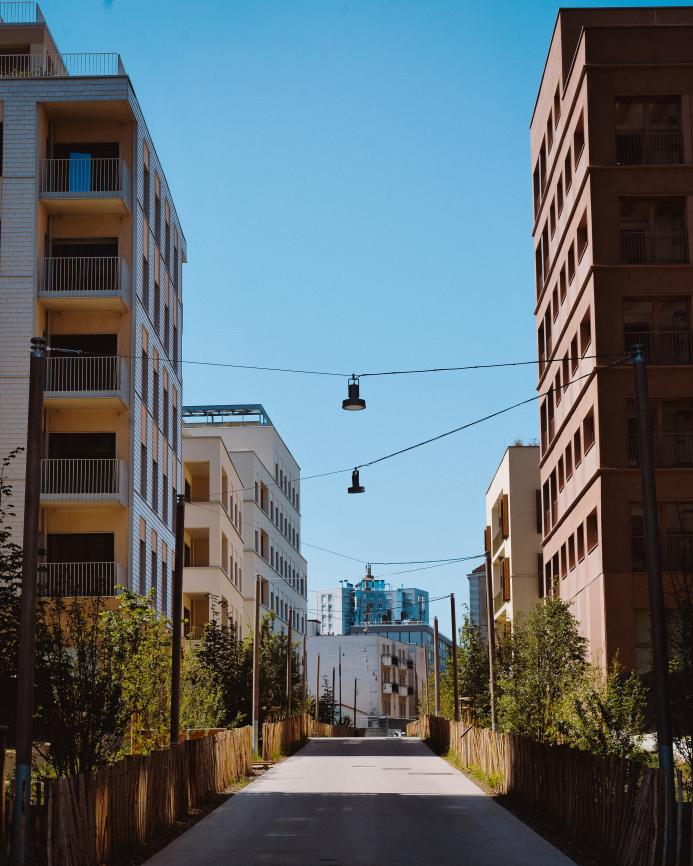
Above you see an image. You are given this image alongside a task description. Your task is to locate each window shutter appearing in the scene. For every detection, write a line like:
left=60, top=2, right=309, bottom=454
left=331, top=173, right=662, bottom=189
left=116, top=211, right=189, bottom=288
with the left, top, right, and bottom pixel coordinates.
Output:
left=502, top=494, right=510, bottom=538
left=502, top=557, right=511, bottom=602
left=536, top=489, right=543, bottom=534
left=484, top=526, right=491, bottom=554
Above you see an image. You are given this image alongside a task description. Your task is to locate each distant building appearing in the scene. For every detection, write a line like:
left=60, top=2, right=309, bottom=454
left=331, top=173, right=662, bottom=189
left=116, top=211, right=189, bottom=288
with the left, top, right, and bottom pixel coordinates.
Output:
left=306, top=633, right=426, bottom=730
left=313, top=568, right=429, bottom=635
left=348, top=621, right=451, bottom=676
left=467, top=563, right=488, bottom=640
left=485, top=445, right=542, bottom=633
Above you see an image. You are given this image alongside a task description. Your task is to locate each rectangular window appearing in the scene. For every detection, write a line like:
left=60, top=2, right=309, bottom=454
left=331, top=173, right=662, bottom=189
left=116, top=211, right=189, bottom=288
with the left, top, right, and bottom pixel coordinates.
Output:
left=164, top=305, right=170, bottom=354
left=142, top=256, right=149, bottom=311
left=580, top=310, right=592, bottom=355
left=151, top=550, right=157, bottom=602
left=574, top=428, right=582, bottom=466
left=562, top=352, right=569, bottom=389
left=163, top=388, right=169, bottom=437
left=139, top=538, right=146, bottom=594
left=568, top=534, right=576, bottom=570
left=141, top=349, right=149, bottom=403
left=557, top=176, right=564, bottom=214
left=553, top=86, right=561, bottom=127
left=568, top=245, right=576, bottom=282
left=173, top=324, right=178, bottom=370
left=554, top=371, right=561, bottom=404
left=586, top=508, right=598, bottom=551
left=155, top=193, right=161, bottom=248
left=559, top=267, right=567, bottom=302
left=552, top=286, right=559, bottom=321
left=153, top=368, right=159, bottom=424
left=573, top=112, right=585, bottom=165
left=558, top=456, right=565, bottom=489
left=163, top=474, right=168, bottom=524
left=570, top=335, right=578, bottom=373
left=584, top=409, right=595, bottom=452
left=564, top=153, right=572, bottom=191
left=152, top=459, right=158, bottom=512
left=172, top=405, right=178, bottom=451
left=161, top=561, right=168, bottom=610
left=140, top=444, right=147, bottom=498
left=565, top=442, right=573, bottom=478
left=154, top=281, right=161, bottom=333
left=577, top=215, right=588, bottom=261
left=577, top=524, right=585, bottom=561
left=143, top=164, right=150, bottom=215
left=560, top=543, right=567, bottom=578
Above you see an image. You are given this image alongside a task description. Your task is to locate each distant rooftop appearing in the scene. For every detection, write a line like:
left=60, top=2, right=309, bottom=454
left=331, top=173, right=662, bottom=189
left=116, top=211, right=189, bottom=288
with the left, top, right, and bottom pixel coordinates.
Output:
left=182, top=404, right=273, bottom=427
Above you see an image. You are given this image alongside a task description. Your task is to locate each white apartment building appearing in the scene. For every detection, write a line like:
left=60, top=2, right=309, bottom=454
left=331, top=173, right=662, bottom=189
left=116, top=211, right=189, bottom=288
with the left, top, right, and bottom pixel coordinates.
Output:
left=182, top=434, right=245, bottom=640
left=183, top=405, right=307, bottom=635
left=306, top=634, right=425, bottom=728
left=312, top=584, right=352, bottom=635
left=485, top=445, right=542, bottom=631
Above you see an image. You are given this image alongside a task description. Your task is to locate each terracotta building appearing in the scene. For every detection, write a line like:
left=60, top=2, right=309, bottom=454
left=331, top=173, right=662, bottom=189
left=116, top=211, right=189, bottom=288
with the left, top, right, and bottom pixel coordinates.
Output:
left=533, top=7, right=693, bottom=671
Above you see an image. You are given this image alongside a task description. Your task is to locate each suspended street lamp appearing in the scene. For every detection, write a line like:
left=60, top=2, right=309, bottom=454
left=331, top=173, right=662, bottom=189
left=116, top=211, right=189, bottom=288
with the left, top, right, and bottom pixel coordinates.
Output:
left=342, top=375, right=366, bottom=411
left=348, top=467, right=365, bottom=494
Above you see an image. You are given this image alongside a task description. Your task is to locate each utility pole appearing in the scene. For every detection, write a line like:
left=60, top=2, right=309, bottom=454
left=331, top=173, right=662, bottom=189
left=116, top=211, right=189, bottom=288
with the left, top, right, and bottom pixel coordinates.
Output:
left=433, top=616, right=441, bottom=717
left=450, top=593, right=459, bottom=722
left=424, top=644, right=430, bottom=714
left=314, top=653, right=320, bottom=721
left=338, top=644, right=342, bottom=723
left=633, top=345, right=676, bottom=864
left=302, top=633, right=307, bottom=712
left=286, top=608, right=293, bottom=717
left=484, top=540, right=497, bottom=733
left=252, top=576, right=261, bottom=754
left=332, top=667, right=336, bottom=725
left=12, top=337, right=46, bottom=866
left=353, top=678, right=358, bottom=733
left=169, top=494, right=186, bottom=745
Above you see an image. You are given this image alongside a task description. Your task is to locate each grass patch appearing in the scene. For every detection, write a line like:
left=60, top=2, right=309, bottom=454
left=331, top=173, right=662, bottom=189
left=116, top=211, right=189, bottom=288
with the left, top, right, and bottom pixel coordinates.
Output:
left=442, top=750, right=504, bottom=793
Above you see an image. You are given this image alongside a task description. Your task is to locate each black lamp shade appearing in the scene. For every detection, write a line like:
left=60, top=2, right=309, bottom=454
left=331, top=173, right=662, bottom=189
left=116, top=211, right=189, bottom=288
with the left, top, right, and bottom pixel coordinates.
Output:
left=342, top=379, right=366, bottom=411
left=348, top=468, right=365, bottom=494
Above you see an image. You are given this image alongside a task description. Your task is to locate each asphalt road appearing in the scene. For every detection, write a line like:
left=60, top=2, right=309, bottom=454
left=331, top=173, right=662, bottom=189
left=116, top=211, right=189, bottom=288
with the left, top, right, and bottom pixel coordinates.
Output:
left=144, top=737, right=576, bottom=866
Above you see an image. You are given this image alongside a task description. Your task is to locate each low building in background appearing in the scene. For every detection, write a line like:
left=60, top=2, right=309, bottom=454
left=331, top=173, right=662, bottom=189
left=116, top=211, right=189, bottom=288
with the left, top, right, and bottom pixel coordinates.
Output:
left=183, top=405, right=308, bottom=637
left=348, top=621, right=451, bottom=677
left=306, top=633, right=425, bottom=730
left=311, top=583, right=353, bottom=635
left=485, top=445, right=542, bottom=633
left=467, top=563, right=488, bottom=640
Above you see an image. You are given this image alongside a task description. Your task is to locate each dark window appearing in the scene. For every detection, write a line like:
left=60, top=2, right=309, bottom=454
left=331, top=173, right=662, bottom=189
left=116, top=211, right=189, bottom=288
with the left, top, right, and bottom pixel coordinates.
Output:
left=161, top=560, right=168, bottom=610
left=164, top=305, right=170, bottom=354
left=143, top=164, right=150, bottom=214
left=151, top=549, right=157, bottom=602
left=152, top=459, right=158, bottom=512
left=141, top=349, right=148, bottom=403
left=140, top=444, right=147, bottom=498
left=154, top=281, right=160, bottom=332
left=155, top=194, right=161, bottom=248
left=173, top=324, right=178, bottom=370
left=142, top=256, right=149, bottom=311
left=163, top=474, right=168, bottom=524
left=139, top=538, right=146, bottom=594
left=153, top=368, right=159, bottom=425
left=163, top=388, right=169, bottom=437
left=172, top=405, right=178, bottom=451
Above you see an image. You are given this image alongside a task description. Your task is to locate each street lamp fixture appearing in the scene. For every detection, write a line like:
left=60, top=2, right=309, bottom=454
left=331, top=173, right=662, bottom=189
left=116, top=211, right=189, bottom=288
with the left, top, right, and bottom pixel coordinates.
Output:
left=342, top=376, right=366, bottom=411
left=348, top=467, right=365, bottom=494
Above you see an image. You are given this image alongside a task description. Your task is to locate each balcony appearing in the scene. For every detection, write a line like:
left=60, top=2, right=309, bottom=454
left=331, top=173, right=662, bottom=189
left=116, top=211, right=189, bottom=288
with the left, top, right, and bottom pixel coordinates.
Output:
left=0, top=2, right=44, bottom=22
left=0, top=49, right=124, bottom=78
left=38, top=257, right=130, bottom=310
left=44, top=356, right=128, bottom=408
left=39, top=561, right=125, bottom=597
left=39, top=158, right=131, bottom=214
left=40, top=458, right=128, bottom=507
left=624, top=330, right=693, bottom=365
left=620, top=230, right=688, bottom=265
left=616, top=131, right=684, bottom=166
left=632, top=532, right=693, bottom=571
left=628, top=433, right=693, bottom=468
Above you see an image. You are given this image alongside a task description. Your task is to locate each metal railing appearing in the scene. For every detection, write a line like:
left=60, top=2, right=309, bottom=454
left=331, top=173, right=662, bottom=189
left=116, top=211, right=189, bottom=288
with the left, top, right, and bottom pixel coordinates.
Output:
left=40, top=458, right=126, bottom=501
left=628, top=432, right=693, bottom=467
left=39, top=561, right=124, bottom=597
left=39, top=256, right=129, bottom=300
left=632, top=532, right=693, bottom=571
left=45, top=355, right=128, bottom=397
left=185, top=624, right=208, bottom=641
left=0, top=1, right=42, bottom=22
left=0, top=52, right=123, bottom=78
left=620, top=229, right=688, bottom=264
left=616, top=130, right=684, bottom=165
left=40, top=158, right=130, bottom=203
left=624, top=330, right=693, bottom=365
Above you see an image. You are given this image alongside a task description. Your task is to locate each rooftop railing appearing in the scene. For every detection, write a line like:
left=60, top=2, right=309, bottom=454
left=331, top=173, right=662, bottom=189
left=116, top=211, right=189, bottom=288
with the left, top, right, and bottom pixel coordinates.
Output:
left=0, top=1, right=44, bottom=23
left=39, top=561, right=124, bottom=597
left=0, top=52, right=124, bottom=78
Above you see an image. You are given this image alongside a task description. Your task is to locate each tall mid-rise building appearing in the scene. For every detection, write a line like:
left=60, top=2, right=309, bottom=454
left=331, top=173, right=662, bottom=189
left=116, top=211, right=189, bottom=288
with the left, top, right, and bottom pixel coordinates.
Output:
left=484, top=445, right=542, bottom=632
left=0, top=4, right=185, bottom=612
left=467, top=563, right=488, bottom=641
left=532, top=7, right=693, bottom=670
left=183, top=405, right=307, bottom=636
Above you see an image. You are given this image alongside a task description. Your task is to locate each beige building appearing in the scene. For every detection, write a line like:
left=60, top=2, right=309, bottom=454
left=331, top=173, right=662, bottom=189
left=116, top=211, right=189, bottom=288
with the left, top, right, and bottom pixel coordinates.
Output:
left=183, top=405, right=308, bottom=637
left=485, top=446, right=542, bottom=631
left=532, top=7, right=693, bottom=669
left=0, top=4, right=185, bottom=611
left=182, top=435, right=245, bottom=640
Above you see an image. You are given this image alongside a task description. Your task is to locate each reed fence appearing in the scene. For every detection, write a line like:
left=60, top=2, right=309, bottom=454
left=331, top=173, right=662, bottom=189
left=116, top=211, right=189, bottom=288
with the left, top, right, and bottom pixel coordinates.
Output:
left=407, top=715, right=692, bottom=866
left=261, top=714, right=359, bottom=760
left=5, top=726, right=251, bottom=866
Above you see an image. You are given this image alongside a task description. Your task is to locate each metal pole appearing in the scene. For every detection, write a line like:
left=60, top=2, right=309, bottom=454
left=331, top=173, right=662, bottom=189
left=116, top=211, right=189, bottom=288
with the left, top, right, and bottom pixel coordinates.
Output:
left=338, top=644, right=342, bottom=723
left=332, top=667, right=336, bottom=725
left=633, top=345, right=676, bottom=864
left=314, top=653, right=320, bottom=721
left=169, top=494, right=186, bottom=745
left=424, top=643, right=430, bottom=714
left=252, top=576, right=261, bottom=754
left=433, top=616, right=440, bottom=717
left=484, top=547, right=497, bottom=733
left=286, top=608, right=293, bottom=717
left=450, top=593, right=459, bottom=722
left=353, top=678, right=358, bottom=733
left=12, top=337, right=46, bottom=866
left=302, top=633, right=307, bottom=712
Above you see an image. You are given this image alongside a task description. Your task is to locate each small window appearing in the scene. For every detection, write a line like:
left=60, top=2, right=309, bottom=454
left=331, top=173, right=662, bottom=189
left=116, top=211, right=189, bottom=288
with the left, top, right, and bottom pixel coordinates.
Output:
left=568, top=534, right=576, bottom=570
left=577, top=215, right=588, bottom=261
left=568, top=245, right=576, bottom=282
left=565, top=152, right=572, bottom=191
left=573, top=112, right=585, bottom=165
left=559, top=266, right=567, bottom=302
left=560, top=543, right=567, bottom=578
left=574, top=428, right=582, bottom=466
left=586, top=509, right=598, bottom=551
left=570, top=335, right=579, bottom=373
left=554, top=371, right=562, bottom=404
left=557, top=176, right=564, bottom=214
left=577, top=524, right=585, bottom=561
left=565, top=442, right=573, bottom=478
left=554, top=85, right=561, bottom=128
left=547, top=116, right=553, bottom=152
left=584, top=409, right=595, bottom=452
left=562, top=352, right=570, bottom=388
left=580, top=310, right=592, bottom=356
left=140, top=444, right=147, bottom=498
left=550, top=200, right=556, bottom=236
left=558, top=455, right=565, bottom=489
left=142, top=256, right=149, bottom=310
left=552, top=286, right=559, bottom=321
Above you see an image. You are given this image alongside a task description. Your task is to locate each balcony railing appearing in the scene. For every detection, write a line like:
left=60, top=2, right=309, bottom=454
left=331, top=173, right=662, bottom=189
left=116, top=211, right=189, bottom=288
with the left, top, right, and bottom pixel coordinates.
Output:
left=39, top=561, right=124, bottom=597
left=632, top=532, right=693, bottom=571
left=40, top=458, right=127, bottom=503
left=185, top=624, right=208, bottom=641
left=45, top=356, right=128, bottom=399
left=625, top=330, right=693, bottom=365
left=620, top=229, right=688, bottom=264
left=628, top=432, right=693, bottom=468
left=616, top=131, right=684, bottom=166
left=0, top=52, right=124, bottom=78
left=0, top=1, right=43, bottom=22
left=39, top=256, right=129, bottom=302
left=40, top=158, right=131, bottom=207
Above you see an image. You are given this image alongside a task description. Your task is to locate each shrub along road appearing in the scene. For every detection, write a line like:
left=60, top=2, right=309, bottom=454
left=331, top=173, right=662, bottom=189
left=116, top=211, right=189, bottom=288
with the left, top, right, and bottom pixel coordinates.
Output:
left=143, top=737, right=576, bottom=866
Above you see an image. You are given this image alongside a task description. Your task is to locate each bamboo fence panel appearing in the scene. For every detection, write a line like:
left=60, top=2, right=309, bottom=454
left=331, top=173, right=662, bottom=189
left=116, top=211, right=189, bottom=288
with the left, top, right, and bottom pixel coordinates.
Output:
left=261, top=715, right=360, bottom=760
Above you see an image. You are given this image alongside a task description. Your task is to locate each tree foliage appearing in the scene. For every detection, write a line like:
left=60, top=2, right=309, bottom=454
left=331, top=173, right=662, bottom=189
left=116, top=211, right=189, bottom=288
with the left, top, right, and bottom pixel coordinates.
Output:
left=0, top=449, right=24, bottom=732
left=669, top=568, right=693, bottom=788
left=180, top=643, right=224, bottom=731
left=433, top=611, right=491, bottom=725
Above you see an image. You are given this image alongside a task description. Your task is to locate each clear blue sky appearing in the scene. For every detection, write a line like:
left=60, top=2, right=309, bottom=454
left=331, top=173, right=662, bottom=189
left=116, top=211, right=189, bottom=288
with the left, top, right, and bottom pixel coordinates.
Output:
left=46, top=0, right=687, bottom=635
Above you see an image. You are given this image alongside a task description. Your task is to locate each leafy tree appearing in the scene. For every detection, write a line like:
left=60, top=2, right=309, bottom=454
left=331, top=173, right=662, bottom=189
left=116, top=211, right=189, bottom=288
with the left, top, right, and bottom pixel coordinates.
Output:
left=0, top=449, right=23, bottom=734
left=669, top=568, right=693, bottom=789
left=317, top=676, right=336, bottom=723
left=181, top=643, right=224, bottom=730
left=435, top=611, right=491, bottom=724
left=497, top=598, right=587, bottom=743
left=557, top=656, right=647, bottom=759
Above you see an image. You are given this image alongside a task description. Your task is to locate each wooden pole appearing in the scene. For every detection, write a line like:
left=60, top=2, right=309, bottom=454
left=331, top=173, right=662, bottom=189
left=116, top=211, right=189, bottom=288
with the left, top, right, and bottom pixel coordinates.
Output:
left=353, top=678, right=358, bottom=733
left=170, top=494, right=186, bottom=745
left=484, top=546, right=497, bottom=733
left=252, top=576, right=261, bottom=754
left=302, top=633, right=307, bottom=711
left=433, top=616, right=441, bottom=717
left=450, top=593, right=459, bottom=722
left=314, top=653, right=320, bottom=721
left=286, top=608, right=293, bottom=717
left=0, top=724, right=8, bottom=863
left=338, top=644, right=342, bottom=723
left=332, top=667, right=336, bottom=725
left=424, top=643, right=430, bottom=714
